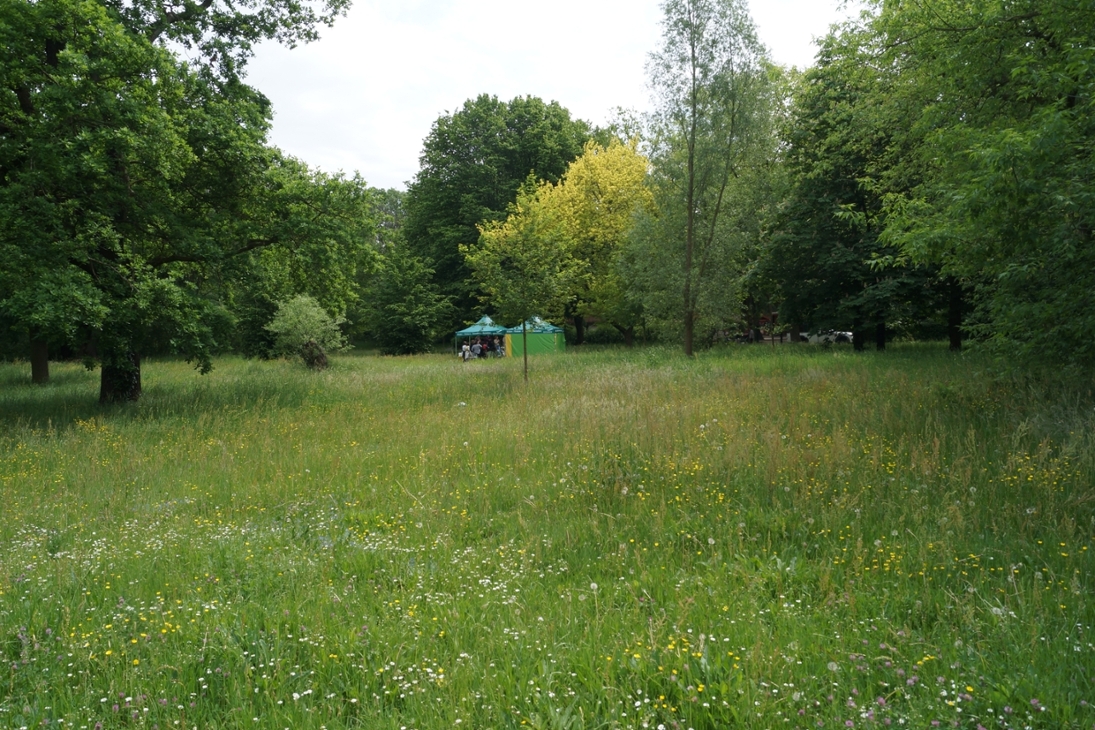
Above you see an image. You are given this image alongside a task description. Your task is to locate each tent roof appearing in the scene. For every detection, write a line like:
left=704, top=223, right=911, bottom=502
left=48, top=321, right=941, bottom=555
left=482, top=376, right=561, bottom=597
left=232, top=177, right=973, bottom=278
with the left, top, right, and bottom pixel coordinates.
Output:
left=455, top=315, right=506, bottom=336
left=504, top=316, right=564, bottom=334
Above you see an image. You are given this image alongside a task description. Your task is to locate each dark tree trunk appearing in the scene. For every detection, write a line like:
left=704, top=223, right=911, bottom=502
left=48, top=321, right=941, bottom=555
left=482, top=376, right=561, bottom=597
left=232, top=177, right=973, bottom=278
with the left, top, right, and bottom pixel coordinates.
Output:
left=789, top=322, right=801, bottom=343
left=948, top=278, right=963, bottom=351
left=875, top=321, right=886, bottom=351
left=30, top=338, right=49, bottom=384
left=573, top=315, right=585, bottom=345
left=613, top=323, right=635, bottom=347
left=852, top=317, right=866, bottom=351
left=744, top=295, right=760, bottom=343
left=684, top=309, right=694, bottom=357
left=100, top=352, right=141, bottom=403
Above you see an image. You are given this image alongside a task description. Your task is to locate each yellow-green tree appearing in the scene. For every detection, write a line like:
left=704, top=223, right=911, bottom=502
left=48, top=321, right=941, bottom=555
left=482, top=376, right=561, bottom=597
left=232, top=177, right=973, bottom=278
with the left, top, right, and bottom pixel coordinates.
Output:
left=542, top=138, right=653, bottom=344
left=465, top=140, right=652, bottom=361
left=463, top=180, right=578, bottom=380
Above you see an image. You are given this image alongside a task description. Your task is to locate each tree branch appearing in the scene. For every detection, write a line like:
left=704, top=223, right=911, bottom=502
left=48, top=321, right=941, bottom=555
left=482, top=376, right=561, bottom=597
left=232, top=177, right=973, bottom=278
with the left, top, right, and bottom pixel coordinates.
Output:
left=147, top=0, right=215, bottom=43
left=147, top=238, right=275, bottom=267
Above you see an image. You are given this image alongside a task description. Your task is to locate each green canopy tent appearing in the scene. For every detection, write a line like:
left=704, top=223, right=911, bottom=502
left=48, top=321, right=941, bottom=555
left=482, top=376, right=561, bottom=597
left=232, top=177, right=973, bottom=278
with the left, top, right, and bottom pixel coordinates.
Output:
left=454, top=316, right=507, bottom=355
left=505, top=316, right=566, bottom=357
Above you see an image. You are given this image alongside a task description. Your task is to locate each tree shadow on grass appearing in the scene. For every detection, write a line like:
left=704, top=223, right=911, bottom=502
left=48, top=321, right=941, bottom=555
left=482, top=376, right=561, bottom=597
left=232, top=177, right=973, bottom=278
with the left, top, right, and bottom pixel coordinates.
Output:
left=0, top=363, right=105, bottom=431
left=0, top=358, right=316, bottom=435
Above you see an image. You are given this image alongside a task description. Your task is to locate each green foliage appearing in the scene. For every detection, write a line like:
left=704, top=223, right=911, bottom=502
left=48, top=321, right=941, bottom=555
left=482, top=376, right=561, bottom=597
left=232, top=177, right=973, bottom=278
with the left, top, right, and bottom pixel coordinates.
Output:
left=369, top=187, right=406, bottom=252
left=3, top=0, right=364, bottom=384
left=363, top=244, right=452, bottom=355
left=863, top=0, right=1095, bottom=366
left=755, top=30, right=946, bottom=343
left=403, top=95, right=592, bottom=321
left=464, top=179, right=579, bottom=377
left=221, top=163, right=378, bottom=358
left=264, top=295, right=347, bottom=365
left=539, top=138, right=654, bottom=342
left=464, top=179, right=579, bottom=328
left=0, top=347, right=1092, bottom=728
left=1, top=0, right=209, bottom=377
left=0, top=0, right=373, bottom=400
left=642, top=0, right=775, bottom=354
left=103, top=0, right=350, bottom=82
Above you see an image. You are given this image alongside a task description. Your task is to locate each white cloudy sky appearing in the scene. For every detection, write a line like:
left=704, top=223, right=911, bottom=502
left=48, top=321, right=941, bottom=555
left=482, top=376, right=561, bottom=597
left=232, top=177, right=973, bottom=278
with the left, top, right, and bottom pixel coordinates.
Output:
left=245, top=0, right=864, bottom=190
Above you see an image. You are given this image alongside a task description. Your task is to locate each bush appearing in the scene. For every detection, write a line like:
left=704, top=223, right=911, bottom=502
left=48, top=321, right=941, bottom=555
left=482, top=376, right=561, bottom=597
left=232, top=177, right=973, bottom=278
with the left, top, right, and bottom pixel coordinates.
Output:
left=584, top=324, right=627, bottom=345
left=264, top=296, right=348, bottom=368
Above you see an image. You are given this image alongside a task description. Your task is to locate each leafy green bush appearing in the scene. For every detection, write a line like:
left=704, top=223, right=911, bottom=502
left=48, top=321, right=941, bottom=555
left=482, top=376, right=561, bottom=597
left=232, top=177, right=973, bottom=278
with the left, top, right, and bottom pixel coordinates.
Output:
left=264, top=295, right=348, bottom=368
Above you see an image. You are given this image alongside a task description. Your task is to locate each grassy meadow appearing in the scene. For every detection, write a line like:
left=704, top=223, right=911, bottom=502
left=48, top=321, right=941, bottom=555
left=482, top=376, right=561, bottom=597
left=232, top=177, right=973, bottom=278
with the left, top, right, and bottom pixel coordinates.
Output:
left=0, top=345, right=1093, bottom=730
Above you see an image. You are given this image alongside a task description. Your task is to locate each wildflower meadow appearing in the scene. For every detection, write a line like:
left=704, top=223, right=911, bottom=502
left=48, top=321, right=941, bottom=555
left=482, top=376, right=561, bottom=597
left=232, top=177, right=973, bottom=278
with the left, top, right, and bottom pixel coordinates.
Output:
left=1, top=345, right=1092, bottom=729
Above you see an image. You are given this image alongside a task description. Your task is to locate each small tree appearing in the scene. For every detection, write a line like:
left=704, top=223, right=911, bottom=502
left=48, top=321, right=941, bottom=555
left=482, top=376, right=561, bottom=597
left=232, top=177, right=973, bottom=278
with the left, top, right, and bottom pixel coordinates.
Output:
left=647, top=0, right=771, bottom=355
left=265, top=295, right=348, bottom=369
left=463, top=180, right=577, bottom=381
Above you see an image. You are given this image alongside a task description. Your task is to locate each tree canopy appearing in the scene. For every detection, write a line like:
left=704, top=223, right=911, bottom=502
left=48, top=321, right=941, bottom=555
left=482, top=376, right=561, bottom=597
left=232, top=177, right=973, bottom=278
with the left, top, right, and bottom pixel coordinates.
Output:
left=3, top=0, right=1089, bottom=387
left=0, top=0, right=372, bottom=400
left=869, top=0, right=1095, bottom=366
left=542, top=139, right=654, bottom=344
left=403, top=94, right=593, bottom=323
left=754, top=29, right=945, bottom=350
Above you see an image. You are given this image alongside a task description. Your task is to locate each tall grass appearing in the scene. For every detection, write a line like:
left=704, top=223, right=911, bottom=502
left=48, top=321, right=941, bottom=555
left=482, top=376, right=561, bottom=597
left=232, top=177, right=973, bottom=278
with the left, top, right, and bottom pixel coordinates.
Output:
left=1, top=344, right=1092, bottom=729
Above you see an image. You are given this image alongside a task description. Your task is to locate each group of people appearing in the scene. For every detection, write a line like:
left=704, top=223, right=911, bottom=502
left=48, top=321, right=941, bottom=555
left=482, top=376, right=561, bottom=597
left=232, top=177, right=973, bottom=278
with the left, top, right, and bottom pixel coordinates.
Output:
left=459, top=336, right=505, bottom=361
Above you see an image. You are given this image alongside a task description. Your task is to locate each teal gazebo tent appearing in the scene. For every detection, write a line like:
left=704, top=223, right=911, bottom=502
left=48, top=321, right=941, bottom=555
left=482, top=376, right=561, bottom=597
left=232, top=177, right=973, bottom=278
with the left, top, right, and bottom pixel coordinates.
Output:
left=504, top=316, right=566, bottom=357
left=455, top=315, right=506, bottom=337
left=455, top=316, right=506, bottom=351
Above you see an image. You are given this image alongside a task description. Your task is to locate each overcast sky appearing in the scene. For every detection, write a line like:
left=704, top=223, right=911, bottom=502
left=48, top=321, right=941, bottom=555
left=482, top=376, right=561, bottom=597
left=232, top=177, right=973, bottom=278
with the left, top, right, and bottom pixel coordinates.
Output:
left=244, top=0, right=864, bottom=190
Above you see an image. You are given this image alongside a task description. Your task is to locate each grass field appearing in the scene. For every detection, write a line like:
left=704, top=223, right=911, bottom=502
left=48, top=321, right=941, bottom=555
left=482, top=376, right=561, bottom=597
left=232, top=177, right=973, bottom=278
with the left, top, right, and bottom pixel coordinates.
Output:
left=1, top=345, right=1093, bottom=730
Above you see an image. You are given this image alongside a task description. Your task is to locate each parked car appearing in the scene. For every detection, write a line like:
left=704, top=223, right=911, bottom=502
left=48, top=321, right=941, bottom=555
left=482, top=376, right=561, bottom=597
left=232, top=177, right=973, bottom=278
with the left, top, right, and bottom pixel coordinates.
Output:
left=805, top=330, right=852, bottom=344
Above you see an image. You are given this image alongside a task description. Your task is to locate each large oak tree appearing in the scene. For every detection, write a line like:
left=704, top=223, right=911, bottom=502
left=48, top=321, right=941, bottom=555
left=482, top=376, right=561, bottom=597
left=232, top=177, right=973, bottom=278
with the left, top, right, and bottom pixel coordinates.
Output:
left=0, top=0, right=370, bottom=401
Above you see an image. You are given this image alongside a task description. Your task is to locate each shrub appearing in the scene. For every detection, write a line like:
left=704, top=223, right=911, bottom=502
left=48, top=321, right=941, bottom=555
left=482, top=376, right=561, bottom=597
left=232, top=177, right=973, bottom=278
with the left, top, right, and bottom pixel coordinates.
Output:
left=264, top=295, right=348, bottom=368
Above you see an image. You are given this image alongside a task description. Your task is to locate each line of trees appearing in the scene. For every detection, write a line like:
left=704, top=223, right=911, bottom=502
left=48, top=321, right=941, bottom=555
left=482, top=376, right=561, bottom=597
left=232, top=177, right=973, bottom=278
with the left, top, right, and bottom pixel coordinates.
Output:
left=3, top=0, right=1091, bottom=402
left=0, top=0, right=453, bottom=397
left=453, top=0, right=1093, bottom=368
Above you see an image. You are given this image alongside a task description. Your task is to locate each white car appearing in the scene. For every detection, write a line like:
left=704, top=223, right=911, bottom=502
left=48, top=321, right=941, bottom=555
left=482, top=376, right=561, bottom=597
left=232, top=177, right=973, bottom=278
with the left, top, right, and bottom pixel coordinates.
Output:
left=805, top=330, right=852, bottom=344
